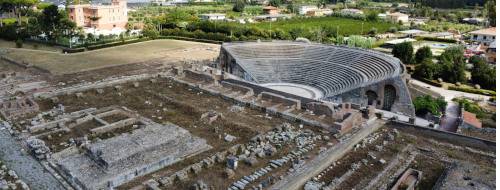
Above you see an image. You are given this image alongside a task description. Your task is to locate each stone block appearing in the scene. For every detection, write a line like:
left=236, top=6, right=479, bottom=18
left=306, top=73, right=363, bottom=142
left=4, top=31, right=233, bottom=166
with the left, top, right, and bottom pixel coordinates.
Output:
left=51, top=97, right=59, bottom=103
left=190, top=163, right=202, bottom=174
left=75, top=92, right=84, bottom=98
left=175, top=170, right=188, bottom=182
left=203, top=158, right=214, bottom=168
left=159, top=177, right=173, bottom=187
left=215, top=152, right=226, bottom=163
left=133, top=82, right=139, bottom=87
left=223, top=168, right=235, bottom=179
left=114, top=86, right=122, bottom=90
left=226, top=156, right=238, bottom=170
left=96, top=89, right=104, bottom=94
left=245, top=156, right=258, bottom=166
left=150, top=79, right=157, bottom=83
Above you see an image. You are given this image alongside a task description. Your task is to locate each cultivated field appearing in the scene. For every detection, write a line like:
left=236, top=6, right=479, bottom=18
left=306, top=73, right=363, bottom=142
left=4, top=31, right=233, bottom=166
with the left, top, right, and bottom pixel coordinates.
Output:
left=1, top=39, right=221, bottom=74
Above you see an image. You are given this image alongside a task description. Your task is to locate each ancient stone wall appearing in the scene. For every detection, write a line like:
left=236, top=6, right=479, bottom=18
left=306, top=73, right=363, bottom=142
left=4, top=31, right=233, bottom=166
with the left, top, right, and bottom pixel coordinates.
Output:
left=29, top=118, right=70, bottom=133
left=184, top=70, right=219, bottom=85
left=90, top=118, right=136, bottom=135
left=332, top=111, right=362, bottom=135
left=407, top=81, right=441, bottom=100
left=333, top=75, right=415, bottom=117
left=36, top=74, right=157, bottom=99
left=390, top=168, right=422, bottom=190
left=0, top=97, right=39, bottom=119
left=386, top=121, right=495, bottom=151
left=173, top=66, right=183, bottom=75
left=306, top=102, right=335, bottom=117
left=220, top=81, right=254, bottom=96
left=260, top=92, right=301, bottom=109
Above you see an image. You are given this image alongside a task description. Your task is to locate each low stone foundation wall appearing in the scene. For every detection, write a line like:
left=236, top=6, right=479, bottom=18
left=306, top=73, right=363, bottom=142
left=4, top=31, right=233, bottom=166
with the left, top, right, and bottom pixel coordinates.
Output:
left=386, top=121, right=495, bottom=151
left=184, top=70, right=218, bottom=85
left=220, top=81, right=254, bottom=96
left=260, top=92, right=301, bottom=109
left=29, top=118, right=71, bottom=133
left=0, top=97, right=40, bottom=119
left=36, top=74, right=157, bottom=99
left=90, top=118, right=136, bottom=135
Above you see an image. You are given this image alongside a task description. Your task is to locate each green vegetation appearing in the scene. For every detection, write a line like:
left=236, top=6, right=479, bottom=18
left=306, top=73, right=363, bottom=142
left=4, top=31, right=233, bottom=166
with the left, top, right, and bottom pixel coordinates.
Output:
left=415, top=46, right=433, bottom=64
left=392, top=42, right=414, bottom=64
left=15, top=39, right=23, bottom=48
left=448, top=86, right=496, bottom=96
left=232, top=1, right=245, bottom=12
left=453, top=98, right=489, bottom=119
left=413, top=94, right=447, bottom=115
left=449, top=153, right=455, bottom=158
left=470, top=56, right=496, bottom=91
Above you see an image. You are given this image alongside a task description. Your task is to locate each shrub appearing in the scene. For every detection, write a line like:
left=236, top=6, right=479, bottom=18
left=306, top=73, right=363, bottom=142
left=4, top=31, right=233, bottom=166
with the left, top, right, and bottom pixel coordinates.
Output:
left=412, top=75, right=443, bottom=87
left=490, top=96, right=496, bottom=102
left=448, top=86, right=496, bottom=96
left=32, top=42, right=39, bottom=49
left=408, top=139, right=414, bottom=143
left=15, top=39, right=23, bottom=48
left=449, top=154, right=455, bottom=158
left=369, top=27, right=378, bottom=35
left=389, top=26, right=398, bottom=33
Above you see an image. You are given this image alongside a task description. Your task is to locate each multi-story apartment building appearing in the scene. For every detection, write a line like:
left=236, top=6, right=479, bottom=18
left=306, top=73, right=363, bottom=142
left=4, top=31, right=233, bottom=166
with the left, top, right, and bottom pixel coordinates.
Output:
left=67, top=1, right=127, bottom=31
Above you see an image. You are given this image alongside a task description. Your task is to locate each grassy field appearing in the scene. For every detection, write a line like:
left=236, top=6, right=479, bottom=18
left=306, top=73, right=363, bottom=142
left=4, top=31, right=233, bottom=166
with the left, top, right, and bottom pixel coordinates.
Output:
left=1, top=39, right=214, bottom=74
left=0, top=40, right=61, bottom=52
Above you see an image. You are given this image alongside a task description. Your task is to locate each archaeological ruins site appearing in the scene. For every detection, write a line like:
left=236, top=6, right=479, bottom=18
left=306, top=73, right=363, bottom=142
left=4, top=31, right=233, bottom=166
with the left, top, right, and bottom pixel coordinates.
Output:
left=0, top=41, right=495, bottom=190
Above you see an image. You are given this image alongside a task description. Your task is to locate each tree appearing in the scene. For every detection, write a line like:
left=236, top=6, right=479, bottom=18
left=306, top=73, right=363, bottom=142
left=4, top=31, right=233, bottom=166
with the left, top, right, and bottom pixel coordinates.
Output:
left=470, top=56, right=496, bottom=90
left=485, top=1, right=495, bottom=27
left=125, top=22, right=133, bottom=35
left=0, top=0, right=12, bottom=27
left=365, top=11, right=380, bottom=22
left=398, top=20, right=403, bottom=25
left=233, top=1, right=245, bottom=12
left=439, top=51, right=466, bottom=84
left=413, top=94, right=447, bottom=115
left=392, top=42, right=413, bottom=64
left=414, top=58, right=436, bottom=79
left=268, top=0, right=280, bottom=8
left=415, top=46, right=432, bottom=64
left=88, top=16, right=101, bottom=42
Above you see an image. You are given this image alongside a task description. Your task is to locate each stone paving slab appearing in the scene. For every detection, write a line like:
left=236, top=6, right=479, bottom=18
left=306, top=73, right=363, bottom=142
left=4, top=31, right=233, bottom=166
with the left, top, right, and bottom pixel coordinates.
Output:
left=0, top=123, right=65, bottom=190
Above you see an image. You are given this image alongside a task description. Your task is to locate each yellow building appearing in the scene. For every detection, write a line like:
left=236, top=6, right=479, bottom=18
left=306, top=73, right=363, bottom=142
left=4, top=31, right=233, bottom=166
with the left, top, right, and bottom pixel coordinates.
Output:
left=386, top=12, right=409, bottom=24
left=306, top=9, right=332, bottom=16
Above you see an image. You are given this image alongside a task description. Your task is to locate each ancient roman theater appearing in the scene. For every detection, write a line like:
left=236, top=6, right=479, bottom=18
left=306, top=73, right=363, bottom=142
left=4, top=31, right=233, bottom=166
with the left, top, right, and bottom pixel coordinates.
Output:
left=218, top=41, right=415, bottom=116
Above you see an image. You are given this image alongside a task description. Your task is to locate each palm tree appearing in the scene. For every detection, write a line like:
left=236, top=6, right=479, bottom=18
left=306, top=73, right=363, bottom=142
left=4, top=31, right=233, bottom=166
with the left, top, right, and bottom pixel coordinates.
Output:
left=88, top=16, right=102, bottom=42
left=125, top=22, right=133, bottom=36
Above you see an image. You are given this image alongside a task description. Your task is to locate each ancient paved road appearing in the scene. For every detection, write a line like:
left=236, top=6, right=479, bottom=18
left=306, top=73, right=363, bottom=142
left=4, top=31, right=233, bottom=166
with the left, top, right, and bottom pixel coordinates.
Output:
left=268, top=121, right=383, bottom=190
left=0, top=124, right=65, bottom=190
left=439, top=102, right=460, bottom=132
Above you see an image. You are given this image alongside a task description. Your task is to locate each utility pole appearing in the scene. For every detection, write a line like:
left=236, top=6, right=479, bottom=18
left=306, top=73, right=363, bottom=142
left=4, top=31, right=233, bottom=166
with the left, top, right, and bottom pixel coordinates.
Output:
left=361, top=22, right=363, bottom=35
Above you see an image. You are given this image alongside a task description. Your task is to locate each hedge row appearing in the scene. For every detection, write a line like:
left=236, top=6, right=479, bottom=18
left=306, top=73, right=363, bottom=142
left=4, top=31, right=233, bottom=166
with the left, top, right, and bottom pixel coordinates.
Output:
left=414, top=37, right=472, bottom=44
left=87, top=38, right=152, bottom=50
left=84, top=36, right=141, bottom=48
left=448, top=86, right=496, bottom=96
left=157, top=36, right=224, bottom=44
left=412, top=75, right=443, bottom=87
left=62, top=49, right=85, bottom=53
left=372, top=42, right=387, bottom=48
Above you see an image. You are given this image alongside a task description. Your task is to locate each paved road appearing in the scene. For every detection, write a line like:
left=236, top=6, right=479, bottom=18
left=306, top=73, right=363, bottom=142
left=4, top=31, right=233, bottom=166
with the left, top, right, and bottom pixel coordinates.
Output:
left=439, top=102, right=460, bottom=132
left=410, top=79, right=491, bottom=102
left=0, top=125, right=65, bottom=190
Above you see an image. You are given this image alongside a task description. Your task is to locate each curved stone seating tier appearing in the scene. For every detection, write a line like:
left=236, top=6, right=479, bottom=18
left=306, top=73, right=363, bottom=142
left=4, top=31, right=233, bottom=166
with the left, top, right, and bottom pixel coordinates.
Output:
left=222, top=42, right=402, bottom=97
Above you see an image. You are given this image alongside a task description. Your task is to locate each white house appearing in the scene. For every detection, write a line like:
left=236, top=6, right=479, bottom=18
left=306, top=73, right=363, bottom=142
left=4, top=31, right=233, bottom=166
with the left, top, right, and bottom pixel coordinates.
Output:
left=469, top=27, right=496, bottom=46
left=200, top=13, right=226, bottom=20
left=57, top=4, right=65, bottom=10
left=299, top=6, right=317, bottom=15
left=340, top=9, right=363, bottom=14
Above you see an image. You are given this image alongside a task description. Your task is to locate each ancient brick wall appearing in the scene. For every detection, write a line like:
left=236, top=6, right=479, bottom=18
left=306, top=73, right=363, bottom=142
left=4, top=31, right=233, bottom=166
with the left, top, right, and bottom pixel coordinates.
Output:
left=306, top=102, right=335, bottom=117
left=333, top=74, right=415, bottom=117
left=332, top=111, right=362, bottom=134
left=220, top=81, right=254, bottom=96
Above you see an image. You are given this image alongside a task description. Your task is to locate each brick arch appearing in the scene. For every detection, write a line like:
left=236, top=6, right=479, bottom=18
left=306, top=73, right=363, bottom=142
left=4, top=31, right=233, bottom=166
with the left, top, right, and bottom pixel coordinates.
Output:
left=383, top=84, right=397, bottom=111
left=365, top=90, right=378, bottom=106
